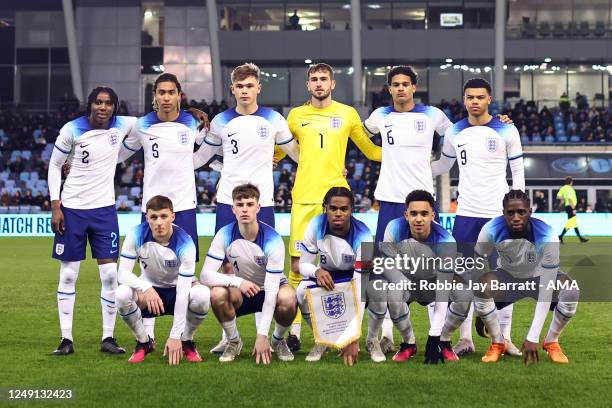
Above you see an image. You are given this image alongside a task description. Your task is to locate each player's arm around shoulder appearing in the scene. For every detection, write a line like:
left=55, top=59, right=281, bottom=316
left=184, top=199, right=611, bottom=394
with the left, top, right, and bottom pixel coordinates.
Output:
left=348, top=107, right=381, bottom=162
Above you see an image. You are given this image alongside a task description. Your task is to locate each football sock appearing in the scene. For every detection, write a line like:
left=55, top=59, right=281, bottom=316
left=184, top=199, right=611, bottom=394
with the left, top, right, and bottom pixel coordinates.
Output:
left=381, top=312, right=394, bottom=339
left=116, top=285, right=148, bottom=343
left=221, top=318, right=239, bottom=341
left=498, top=303, right=514, bottom=342
left=389, top=302, right=414, bottom=344
left=458, top=302, right=474, bottom=341
left=98, top=262, right=118, bottom=340
left=182, top=285, right=210, bottom=341
left=474, top=297, right=503, bottom=343
left=441, top=302, right=470, bottom=342
left=367, top=302, right=387, bottom=342
left=57, top=261, right=81, bottom=341
left=545, top=287, right=579, bottom=343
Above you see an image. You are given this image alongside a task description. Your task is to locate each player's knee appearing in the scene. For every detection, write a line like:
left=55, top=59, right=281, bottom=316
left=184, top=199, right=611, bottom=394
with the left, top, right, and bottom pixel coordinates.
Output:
left=387, top=300, right=408, bottom=320
left=276, top=289, right=297, bottom=313
left=189, top=285, right=211, bottom=313
left=59, top=261, right=80, bottom=286
left=115, top=285, right=133, bottom=307
left=449, top=300, right=470, bottom=317
left=210, top=286, right=229, bottom=307
left=295, top=282, right=307, bottom=306
left=99, top=268, right=117, bottom=288
left=367, top=301, right=387, bottom=317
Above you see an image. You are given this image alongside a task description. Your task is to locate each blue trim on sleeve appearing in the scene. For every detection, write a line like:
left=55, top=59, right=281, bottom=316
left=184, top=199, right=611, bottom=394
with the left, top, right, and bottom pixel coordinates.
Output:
left=53, top=144, right=71, bottom=154
left=276, top=136, right=294, bottom=145
left=207, top=253, right=225, bottom=261
left=508, top=154, right=523, bottom=160
left=442, top=152, right=456, bottom=159
left=266, top=269, right=284, bottom=274
left=120, top=253, right=137, bottom=259
left=179, top=272, right=195, bottom=277
left=122, top=140, right=139, bottom=152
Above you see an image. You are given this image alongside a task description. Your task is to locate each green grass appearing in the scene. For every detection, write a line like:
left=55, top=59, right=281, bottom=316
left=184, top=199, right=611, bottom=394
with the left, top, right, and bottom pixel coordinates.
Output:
left=1, top=237, right=612, bottom=407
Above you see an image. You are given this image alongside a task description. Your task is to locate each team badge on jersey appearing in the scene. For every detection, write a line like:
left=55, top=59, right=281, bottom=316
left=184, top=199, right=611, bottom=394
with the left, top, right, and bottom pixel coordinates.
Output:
left=527, top=251, right=536, bottom=264
left=165, top=259, right=178, bottom=268
left=342, top=253, right=355, bottom=264
left=108, top=131, right=119, bottom=146
left=322, top=292, right=346, bottom=319
left=414, top=119, right=426, bottom=133
left=178, top=131, right=189, bottom=145
left=254, top=256, right=267, bottom=266
left=257, top=125, right=269, bottom=139
left=55, top=243, right=64, bottom=255
left=486, top=137, right=497, bottom=152
left=330, top=117, right=342, bottom=129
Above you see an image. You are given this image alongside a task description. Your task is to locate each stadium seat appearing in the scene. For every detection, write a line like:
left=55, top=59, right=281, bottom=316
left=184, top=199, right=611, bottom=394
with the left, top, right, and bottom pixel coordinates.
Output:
left=209, top=172, right=220, bottom=184
left=117, top=194, right=128, bottom=203
left=532, top=135, right=543, bottom=143
left=131, top=206, right=141, bottom=212
left=539, top=22, right=551, bottom=37
left=556, top=135, right=569, bottom=142
left=129, top=186, right=141, bottom=198
left=198, top=171, right=209, bottom=181
left=5, top=180, right=15, bottom=189
left=552, top=22, right=564, bottom=37
left=8, top=206, right=19, bottom=213
left=30, top=206, right=41, bottom=213
left=0, top=172, right=9, bottom=181
left=10, top=151, right=21, bottom=161
left=354, top=162, right=365, bottom=177
left=578, top=21, right=590, bottom=36
left=570, top=135, right=581, bottom=142
left=273, top=171, right=280, bottom=185
left=19, top=172, right=29, bottom=181
left=0, top=207, right=7, bottom=214
left=29, top=172, right=39, bottom=181
left=282, top=162, right=293, bottom=172
left=594, top=21, right=606, bottom=37
left=125, top=200, right=135, bottom=207
left=18, top=205, right=31, bottom=214
left=21, top=150, right=32, bottom=160
left=544, top=135, right=555, bottom=143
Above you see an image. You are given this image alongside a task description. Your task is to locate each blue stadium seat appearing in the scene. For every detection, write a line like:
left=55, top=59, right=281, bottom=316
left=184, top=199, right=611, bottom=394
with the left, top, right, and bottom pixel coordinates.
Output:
left=556, top=135, right=569, bottom=142
left=19, top=172, right=29, bottom=181
left=10, top=151, right=21, bottom=161
left=354, top=162, right=365, bottom=177
left=30, top=172, right=39, bottom=181
left=125, top=200, right=135, bottom=207
left=570, top=135, right=581, bottom=142
left=129, top=186, right=141, bottom=198
left=30, top=206, right=41, bottom=213
left=131, top=206, right=141, bottom=212
left=209, top=172, right=220, bottom=184
left=19, top=205, right=31, bottom=214
left=282, top=162, right=293, bottom=172
left=8, top=206, right=19, bottom=213
left=0, top=207, right=7, bottom=214
left=198, top=171, right=209, bottom=181
left=544, top=135, right=555, bottom=143
left=117, top=194, right=128, bottom=203
left=21, top=150, right=32, bottom=160
left=0, top=172, right=8, bottom=181
left=531, top=135, right=543, bottom=143
left=273, top=171, right=280, bottom=185
left=5, top=180, right=15, bottom=189
left=521, top=135, right=530, bottom=145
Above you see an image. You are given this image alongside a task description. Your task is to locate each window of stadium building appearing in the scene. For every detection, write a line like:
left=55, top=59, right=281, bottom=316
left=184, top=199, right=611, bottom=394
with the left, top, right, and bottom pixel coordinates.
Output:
left=508, top=0, right=612, bottom=39
left=142, top=2, right=164, bottom=46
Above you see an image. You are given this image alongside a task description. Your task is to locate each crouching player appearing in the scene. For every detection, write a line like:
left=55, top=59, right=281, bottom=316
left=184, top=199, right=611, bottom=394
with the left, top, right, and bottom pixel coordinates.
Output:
left=368, top=190, right=457, bottom=364
left=201, top=184, right=297, bottom=364
left=441, top=190, right=579, bottom=364
left=116, top=195, right=210, bottom=364
left=296, top=187, right=372, bottom=366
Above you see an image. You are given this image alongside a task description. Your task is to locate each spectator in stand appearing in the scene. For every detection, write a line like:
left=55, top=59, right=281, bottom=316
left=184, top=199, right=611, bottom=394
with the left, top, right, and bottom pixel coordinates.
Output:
left=1, top=192, right=10, bottom=207
left=9, top=156, right=25, bottom=174
left=11, top=190, right=22, bottom=206
left=117, top=201, right=130, bottom=212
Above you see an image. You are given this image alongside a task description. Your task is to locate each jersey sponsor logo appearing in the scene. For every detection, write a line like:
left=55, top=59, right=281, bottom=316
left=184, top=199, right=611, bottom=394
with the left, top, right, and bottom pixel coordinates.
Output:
left=342, top=253, right=355, bottom=264
left=254, top=255, right=267, bottom=266
left=321, top=292, right=346, bottom=319
left=165, top=259, right=178, bottom=268
left=108, top=131, right=119, bottom=146
left=178, top=131, right=189, bottom=145
left=486, top=137, right=497, bottom=152
left=330, top=117, right=342, bottom=129
left=257, top=125, right=269, bottom=139
left=55, top=243, right=64, bottom=255
left=527, top=251, right=536, bottom=263
left=414, top=119, right=426, bottom=133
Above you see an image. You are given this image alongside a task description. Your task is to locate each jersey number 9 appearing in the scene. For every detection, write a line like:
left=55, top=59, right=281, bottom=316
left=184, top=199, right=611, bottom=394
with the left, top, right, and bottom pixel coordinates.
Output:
left=460, top=149, right=467, bottom=165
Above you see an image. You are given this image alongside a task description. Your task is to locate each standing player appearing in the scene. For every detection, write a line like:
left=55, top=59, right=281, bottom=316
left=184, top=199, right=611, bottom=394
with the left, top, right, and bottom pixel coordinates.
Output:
left=201, top=184, right=297, bottom=364
left=120, top=73, right=206, bottom=258
left=284, top=62, right=382, bottom=350
left=557, top=176, right=589, bottom=243
left=49, top=87, right=136, bottom=355
left=115, top=195, right=210, bottom=364
left=431, top=77, right=525, bottom=356
left=441, top=190, right=579, bottom=364
left=194, top=63, right=299, bottom=231
left=296, top=187, right=371, bottom=365
left=368, top=190, right=457, bottom=364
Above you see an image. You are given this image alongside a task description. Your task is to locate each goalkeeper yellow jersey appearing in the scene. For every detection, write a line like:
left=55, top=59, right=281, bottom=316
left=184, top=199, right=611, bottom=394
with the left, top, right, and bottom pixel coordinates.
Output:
left=285, top=101, right=381, bottom=204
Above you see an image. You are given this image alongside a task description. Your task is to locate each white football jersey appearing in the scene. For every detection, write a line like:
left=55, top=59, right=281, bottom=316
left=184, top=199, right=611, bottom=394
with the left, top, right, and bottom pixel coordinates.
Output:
left=206, top=221, right=285, bottom=287
left=123, top=111, right=205, bottom=212
left=204, top=107, right=294, bottom=206
left=364, top=104, right=452, bottom=202
left=119, top=222, right=196, bottom=288
left=300, top=214, right=372, bottom=278
left=475, top=216, right=559, bottom=280
left=53, top=116, right=137, bottom=209
left=440, top=117, right=523, bottom=217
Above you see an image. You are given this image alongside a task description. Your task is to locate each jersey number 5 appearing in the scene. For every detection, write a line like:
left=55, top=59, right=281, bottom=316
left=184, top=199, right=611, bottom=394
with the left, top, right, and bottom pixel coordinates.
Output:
left=152, top=143, right=159, bottom=158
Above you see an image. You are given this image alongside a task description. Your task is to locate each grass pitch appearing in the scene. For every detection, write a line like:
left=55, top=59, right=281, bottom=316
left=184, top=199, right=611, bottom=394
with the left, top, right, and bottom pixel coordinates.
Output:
left=1, top=237, right=612, bottom=407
